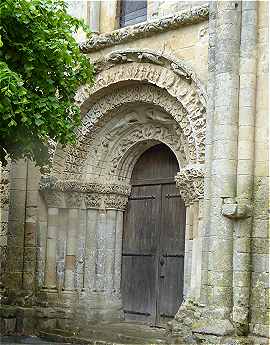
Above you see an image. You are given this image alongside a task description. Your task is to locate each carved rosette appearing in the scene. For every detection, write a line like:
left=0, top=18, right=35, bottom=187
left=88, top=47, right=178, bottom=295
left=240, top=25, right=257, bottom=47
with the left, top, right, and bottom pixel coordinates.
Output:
left=175, top=165, right=204, bottom=205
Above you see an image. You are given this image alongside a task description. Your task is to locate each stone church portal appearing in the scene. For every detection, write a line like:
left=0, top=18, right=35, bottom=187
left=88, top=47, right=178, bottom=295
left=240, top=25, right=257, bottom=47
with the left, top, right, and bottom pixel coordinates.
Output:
left=121, top=144, right=186, bottom=325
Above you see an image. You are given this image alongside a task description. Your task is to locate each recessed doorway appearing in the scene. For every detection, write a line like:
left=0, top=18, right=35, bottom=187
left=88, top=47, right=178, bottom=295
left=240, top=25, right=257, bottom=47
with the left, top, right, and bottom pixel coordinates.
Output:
left=121, top=144, right=186, bottom=326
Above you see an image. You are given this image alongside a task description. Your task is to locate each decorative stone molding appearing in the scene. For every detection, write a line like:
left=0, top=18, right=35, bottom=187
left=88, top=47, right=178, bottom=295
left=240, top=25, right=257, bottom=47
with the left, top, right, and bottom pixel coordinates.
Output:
left=84, top=193, right=128, bottom=211
left=42, top=190, right=65, bottom=208
left=40, top=175, right=130, bottom=196
left=76, top=49, right=206, bottom=111
left=52, top=49, right=206, bottom=184
left=65, top=193, right=83, bottom=209
left=40, top=175, right=130, bottom=210
left=109, top=123, right=184, bottom=176
left=80, top=4, right=209, bottom=53
left=175, top=165, right=204, bottom=205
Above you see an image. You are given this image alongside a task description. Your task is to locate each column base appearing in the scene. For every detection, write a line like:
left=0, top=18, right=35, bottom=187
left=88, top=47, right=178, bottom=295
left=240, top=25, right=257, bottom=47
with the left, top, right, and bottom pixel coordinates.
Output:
left=61, top=289, right=78, bottom=307
left=38, top=287, right=58, bottom=306
left=169, top=299, right=236, bottom=343
left=75, top=290, right=123, bottom=325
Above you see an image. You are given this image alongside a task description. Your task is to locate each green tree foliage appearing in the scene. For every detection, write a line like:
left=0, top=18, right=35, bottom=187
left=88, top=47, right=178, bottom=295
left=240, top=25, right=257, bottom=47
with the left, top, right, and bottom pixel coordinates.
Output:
left=0, top=0, right=94, bottom=166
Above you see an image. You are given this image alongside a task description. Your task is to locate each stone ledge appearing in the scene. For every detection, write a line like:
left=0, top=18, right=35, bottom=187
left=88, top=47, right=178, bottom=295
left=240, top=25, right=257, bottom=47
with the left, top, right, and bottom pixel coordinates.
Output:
left=80, top=4, right=209, bottom=53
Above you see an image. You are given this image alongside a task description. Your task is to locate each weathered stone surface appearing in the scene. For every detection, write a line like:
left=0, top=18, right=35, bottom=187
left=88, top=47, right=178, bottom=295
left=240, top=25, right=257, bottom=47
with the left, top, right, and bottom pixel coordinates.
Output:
left=80, top=4, right=209, bottom=52
left=0, top=1, right=269, bottom=344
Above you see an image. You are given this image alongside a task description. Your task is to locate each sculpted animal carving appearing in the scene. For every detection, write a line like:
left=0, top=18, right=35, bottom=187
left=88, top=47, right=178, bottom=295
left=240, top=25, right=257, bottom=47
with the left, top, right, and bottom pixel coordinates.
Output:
left=137, top=52, right=164, bottom=65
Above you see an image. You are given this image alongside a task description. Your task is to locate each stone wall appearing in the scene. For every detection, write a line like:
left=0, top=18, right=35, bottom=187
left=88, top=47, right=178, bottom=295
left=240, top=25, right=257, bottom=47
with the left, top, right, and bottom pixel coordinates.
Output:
left=0, top=1, right=269, bottom=343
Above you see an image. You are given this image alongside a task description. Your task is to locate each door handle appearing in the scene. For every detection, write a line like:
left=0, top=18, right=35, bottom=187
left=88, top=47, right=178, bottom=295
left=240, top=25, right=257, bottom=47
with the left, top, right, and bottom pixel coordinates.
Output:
left=159, top=256, right=165, bottom=278
left=159, top=256, right=165, bottom=266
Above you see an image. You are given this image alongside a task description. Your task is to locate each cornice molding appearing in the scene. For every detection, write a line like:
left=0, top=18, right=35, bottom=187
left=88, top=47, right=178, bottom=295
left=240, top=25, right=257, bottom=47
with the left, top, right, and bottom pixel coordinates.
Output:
left=80, top=4, right=209, bottom=53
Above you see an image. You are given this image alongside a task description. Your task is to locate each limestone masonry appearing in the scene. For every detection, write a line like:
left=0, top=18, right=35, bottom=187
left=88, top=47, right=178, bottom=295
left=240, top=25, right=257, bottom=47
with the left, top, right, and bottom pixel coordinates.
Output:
left=0, top=1, right=269, bottom=344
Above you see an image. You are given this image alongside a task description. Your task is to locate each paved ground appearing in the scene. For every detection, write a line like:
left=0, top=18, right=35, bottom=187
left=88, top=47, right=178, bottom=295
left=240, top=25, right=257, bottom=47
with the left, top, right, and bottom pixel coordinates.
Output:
left=0, top=336, right=74, bottom=345
left=1, top=323, right=169, bottom=344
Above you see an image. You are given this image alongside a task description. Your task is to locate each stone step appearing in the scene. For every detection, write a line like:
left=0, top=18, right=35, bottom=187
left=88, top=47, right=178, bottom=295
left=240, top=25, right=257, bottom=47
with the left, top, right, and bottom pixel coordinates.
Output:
left=39, top=323, right=172, bottom=345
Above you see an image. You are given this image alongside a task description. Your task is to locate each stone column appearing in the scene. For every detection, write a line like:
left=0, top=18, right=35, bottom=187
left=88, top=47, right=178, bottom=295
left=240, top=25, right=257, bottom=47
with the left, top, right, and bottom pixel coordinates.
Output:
left=63, top=209, right=79, bottom=291
left=80, top=185, right=129, bottom=322
left=232, top=1, right=257, bottom=335
left=83, top=207, right=98, bottom=291
left=44, top=207, right=59, bottom=290
left=190, top=201, right=199, bottom=296
left=42, top=190, right=64, bottom=298
left=191, top=1, right=242, bottom=338
left=175, top=165, right=205, bottom=300
left=183, top=205, right=192, bottom=298
left=104, top=209, right=117, bottom=293
left=63, top=193, right=82, bottom=294
left=209, top=0, right=241, bottom=320
left=114, top=210, right=124, bottom=296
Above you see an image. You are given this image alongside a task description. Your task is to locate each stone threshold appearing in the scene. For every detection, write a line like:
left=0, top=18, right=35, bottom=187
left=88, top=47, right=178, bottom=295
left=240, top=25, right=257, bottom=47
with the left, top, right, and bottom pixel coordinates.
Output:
left=38, top=322, right=177, bottom=345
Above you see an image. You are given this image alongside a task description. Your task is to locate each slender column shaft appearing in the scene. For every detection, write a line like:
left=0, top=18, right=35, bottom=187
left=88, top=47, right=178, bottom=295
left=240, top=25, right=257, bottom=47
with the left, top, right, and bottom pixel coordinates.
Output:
left=64, top=209, right=79, bottom=291
left=190, top=202, right=199, bottom=295
left=44, top=207, right=59, bottom=289
left=233, top=1, right=257, bottom=333
left=114, top=210, right=124, bottom=295
left=84, top=209, right=98, bottom=291
left=201, top=0, right=217, bottom=304
left=183, top=206, right=192, bottom=298
left=207, top=1, right=241, bottom=317
left=104, top=210, right=117, bottom=293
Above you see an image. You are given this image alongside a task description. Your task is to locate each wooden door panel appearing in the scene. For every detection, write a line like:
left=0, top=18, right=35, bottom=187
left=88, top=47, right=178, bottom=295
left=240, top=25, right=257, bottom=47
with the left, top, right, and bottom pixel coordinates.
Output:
left=123, top=185, right=159, bottom=255
left=121, top=144, right=186, bottom=326
left=158, top=256, right=184, bottom=321
left=160, top=183, right=186, bottom=255
left=122, top=255, right=156, bottom=323
left=158, top=183, right=186, bottom=323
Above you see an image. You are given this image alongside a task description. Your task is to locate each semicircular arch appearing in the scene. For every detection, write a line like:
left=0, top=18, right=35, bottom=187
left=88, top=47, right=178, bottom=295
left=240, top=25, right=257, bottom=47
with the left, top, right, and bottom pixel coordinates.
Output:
left=52, top=49, right=207, bottom=183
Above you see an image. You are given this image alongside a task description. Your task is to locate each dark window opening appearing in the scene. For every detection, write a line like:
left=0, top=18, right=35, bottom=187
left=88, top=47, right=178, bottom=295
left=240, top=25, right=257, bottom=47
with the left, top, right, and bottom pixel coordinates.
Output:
left=120, top=0, right=147, bottom=28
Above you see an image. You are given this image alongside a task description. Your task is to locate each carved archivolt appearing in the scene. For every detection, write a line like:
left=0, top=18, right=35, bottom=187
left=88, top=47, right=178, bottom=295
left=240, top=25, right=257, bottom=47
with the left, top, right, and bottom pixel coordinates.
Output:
left=175, top=165, right=204, bottom=205
left=76, top=49, right=206, bottom=112
left=109, top=123, right=185, bottom=177
left=49, top=49, right=207, bottom=205
left=54, top=85, right=206, bottom=179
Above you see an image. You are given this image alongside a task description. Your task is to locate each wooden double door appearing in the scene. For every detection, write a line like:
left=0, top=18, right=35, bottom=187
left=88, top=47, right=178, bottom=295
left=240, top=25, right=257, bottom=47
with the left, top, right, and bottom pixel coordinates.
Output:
left=121, top=144, right=186, bottom=325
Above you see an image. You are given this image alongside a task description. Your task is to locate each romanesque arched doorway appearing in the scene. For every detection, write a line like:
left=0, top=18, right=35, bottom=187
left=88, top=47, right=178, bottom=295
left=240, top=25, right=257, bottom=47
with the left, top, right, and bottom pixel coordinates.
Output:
left=121, top=144, right=186, bottom=326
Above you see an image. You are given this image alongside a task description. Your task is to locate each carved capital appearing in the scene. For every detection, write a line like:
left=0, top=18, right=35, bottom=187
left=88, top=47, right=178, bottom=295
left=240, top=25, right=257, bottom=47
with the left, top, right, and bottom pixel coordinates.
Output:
left=43, top=190, right=65, bottom=208
left=83, top=182, right=130, bottom=210
left=40, top=176, right=130, bottom=195
left=65, top=192, right=83, bottom=209
left=104, top=194, right=129, bottom=210
left=175, top=165, right=204, bottom=205
left=84, top=193, right=102, bottom=209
